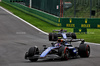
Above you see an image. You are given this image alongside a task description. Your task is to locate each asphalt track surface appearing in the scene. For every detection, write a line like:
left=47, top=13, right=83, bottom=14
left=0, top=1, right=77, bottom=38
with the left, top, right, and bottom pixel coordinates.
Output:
left=0, top=7, right=100, bottom=66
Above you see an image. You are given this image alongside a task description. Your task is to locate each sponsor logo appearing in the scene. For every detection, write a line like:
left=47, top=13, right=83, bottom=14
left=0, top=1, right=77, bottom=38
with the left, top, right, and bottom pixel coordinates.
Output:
left=81, top=24, right=90, bottom=28
left=66, top=24, right=75, bottom=27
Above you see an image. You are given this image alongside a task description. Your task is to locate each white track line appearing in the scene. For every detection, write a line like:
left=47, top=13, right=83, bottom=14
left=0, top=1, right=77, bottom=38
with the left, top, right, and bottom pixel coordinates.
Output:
left=0, top=6, right=48, bottom=35
left=0, top=6, right=100, bottom=45
left=86, top=42, right=100, bottom=46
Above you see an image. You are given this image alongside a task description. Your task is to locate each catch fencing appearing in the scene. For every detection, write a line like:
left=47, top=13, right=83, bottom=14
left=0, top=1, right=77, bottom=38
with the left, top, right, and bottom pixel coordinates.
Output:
left=63, top=0, right=100, bottom=18
left=2, top=0, right=100, bottom=29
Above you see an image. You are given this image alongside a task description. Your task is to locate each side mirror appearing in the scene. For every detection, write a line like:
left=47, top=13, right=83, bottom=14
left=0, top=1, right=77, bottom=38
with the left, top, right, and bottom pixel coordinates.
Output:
left=43, top=45, right=46, bottom=48
left=51, top=42, right=56, bottom=47
left=81, top=40, right=85, bottom=44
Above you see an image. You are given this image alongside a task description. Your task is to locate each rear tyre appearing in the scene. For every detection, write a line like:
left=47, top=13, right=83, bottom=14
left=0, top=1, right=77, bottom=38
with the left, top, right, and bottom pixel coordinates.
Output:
left=66, top=33, right=71, bottom=37
left=28, top=47, right=39, bottom=62
left=49, top=33, right=52, bottom=41
left=71, top=33, right=77, bottom=39
left=53, top=33, right=58, bottom=41
left=79, top=44, right=90, bottom=57
left=66, top=33, right=77, bottom=39
left=49, top=33, right=58, bottom=41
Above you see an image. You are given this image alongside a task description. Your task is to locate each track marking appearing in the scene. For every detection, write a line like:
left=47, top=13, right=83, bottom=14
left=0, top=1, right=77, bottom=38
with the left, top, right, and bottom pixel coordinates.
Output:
left=0, top=6, right=48, bottom=35
left=86, top=42, right=100, bottom=46
left=0, top=6, right=100, bottom=45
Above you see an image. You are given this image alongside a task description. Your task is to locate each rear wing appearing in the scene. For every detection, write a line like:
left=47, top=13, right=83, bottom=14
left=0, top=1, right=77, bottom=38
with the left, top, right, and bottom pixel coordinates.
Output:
left=53, top=30, right=67, bottom=32
left=65, top=39, right=85, bottom=44
left=51, top=39, right=85, bottom=46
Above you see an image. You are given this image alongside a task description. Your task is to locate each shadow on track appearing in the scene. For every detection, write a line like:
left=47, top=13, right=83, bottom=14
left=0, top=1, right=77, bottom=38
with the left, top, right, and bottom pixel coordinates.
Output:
left=23, top=57, right=82, bottom=63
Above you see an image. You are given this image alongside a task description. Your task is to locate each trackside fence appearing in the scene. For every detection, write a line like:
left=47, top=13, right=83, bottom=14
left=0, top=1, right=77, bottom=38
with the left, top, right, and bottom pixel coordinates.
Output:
left=24, top=0, right=60, bottom=16
left=2, top=0, right=59, bottom=26
left=2, top=0, right=100, bottom=29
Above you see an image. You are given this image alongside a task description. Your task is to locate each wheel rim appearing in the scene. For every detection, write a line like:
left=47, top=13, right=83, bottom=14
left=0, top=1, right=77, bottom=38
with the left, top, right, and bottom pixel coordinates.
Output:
left=65, top=50, right=69, bottom=60
left=86, top=45, right=90, bottom=56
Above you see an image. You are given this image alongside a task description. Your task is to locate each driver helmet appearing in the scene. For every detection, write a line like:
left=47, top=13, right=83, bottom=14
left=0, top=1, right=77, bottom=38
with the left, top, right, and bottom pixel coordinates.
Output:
left=60, top=28, right=63, bottom=33
left=55, top=43, right=61, bottom=47
left=57, top=39, right=64, bottom=42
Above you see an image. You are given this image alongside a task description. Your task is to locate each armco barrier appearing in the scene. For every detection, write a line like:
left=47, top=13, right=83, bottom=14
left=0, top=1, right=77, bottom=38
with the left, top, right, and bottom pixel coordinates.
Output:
left=2, top=0, right=59, bottom=26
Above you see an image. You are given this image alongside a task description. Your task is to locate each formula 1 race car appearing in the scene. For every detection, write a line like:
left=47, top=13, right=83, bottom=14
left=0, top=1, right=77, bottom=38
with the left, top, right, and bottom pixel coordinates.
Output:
left=49, top=29, right=76, bottom=41
left=25, top=39, right=90, bottom=62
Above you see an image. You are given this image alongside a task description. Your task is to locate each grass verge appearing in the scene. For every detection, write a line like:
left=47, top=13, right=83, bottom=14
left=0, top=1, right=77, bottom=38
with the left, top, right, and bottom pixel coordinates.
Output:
left=0, top=2, right=100, bottom=43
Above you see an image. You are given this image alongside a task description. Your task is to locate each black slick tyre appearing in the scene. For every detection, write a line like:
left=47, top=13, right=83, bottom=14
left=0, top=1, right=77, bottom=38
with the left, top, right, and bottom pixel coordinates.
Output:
left=52, top=33, right=58, bottom=41
left=58, top=47, right=69, bottom=60
left=49, top=33, right=58, bottom=41
left=66, top=33, right=71, bottom=37
left=49, top=33, right=52, bottom=41
left=28, top=47, right=39, bottom=62
left=29, top=59, right=38, bottom=62
left=28, top=47, right=35, bottom=57
left=25, top=52, right=28, bottom=59
left=71, top=33, right=77, bottom=39
left=79, top=44, right=90, bottom=57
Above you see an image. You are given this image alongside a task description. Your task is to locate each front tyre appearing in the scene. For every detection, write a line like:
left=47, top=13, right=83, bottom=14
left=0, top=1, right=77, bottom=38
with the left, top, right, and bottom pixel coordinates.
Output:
left=29, top=59, right=38, bottom=62
left=28, top=47, right=39, bottom=62
left=25, top=52, right=28, bottom=59
left=63, top=48, right=69, bottom=60
left=59, top=47, right=69, bottom=60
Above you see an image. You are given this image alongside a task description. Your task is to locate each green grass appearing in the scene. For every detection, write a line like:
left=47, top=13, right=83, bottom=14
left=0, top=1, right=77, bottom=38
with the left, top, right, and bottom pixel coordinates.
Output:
left=0, top=2, right=100, bottom=43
